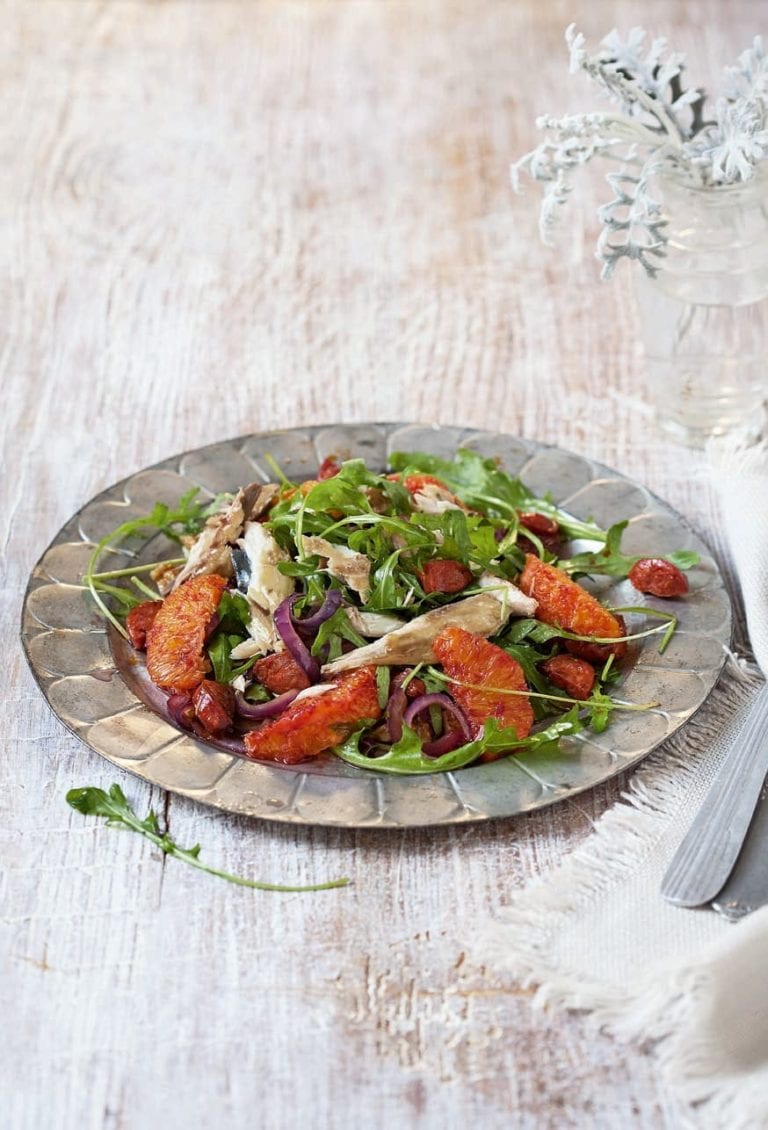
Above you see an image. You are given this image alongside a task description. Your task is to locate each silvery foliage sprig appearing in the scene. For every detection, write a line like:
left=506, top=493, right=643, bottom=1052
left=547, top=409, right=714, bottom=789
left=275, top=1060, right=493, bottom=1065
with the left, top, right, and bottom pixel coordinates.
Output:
left=513, top=26, right=768, bottom=277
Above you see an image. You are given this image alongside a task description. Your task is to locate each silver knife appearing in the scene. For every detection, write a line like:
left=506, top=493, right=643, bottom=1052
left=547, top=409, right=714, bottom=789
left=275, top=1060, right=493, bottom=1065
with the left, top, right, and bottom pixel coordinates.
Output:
left=711, top=777, right=768, bottom=920
left=661, top=683, right=768, bottom=908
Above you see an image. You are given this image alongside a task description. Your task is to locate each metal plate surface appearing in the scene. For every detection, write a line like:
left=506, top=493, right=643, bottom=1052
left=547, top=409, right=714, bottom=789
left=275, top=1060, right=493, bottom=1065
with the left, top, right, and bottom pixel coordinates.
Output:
left=21, top=423, right=731, bottom=828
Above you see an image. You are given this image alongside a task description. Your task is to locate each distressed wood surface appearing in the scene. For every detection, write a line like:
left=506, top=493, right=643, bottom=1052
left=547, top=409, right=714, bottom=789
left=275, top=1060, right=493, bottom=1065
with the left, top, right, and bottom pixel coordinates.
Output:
left=3, top=3, right=758, bottom=1127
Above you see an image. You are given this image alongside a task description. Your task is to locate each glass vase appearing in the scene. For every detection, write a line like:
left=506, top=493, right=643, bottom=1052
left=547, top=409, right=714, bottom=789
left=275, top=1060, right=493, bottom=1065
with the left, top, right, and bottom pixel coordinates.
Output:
left=634, top=170, right=768, bottom=447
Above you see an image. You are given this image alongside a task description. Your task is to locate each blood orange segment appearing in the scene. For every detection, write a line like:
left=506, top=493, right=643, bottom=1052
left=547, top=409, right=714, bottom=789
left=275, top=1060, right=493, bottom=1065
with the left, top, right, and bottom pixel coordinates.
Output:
left=317, top=455, right=341, bottom=480
left=125, top=600, right=163, bottom=650
left=517, top=512, right=559, bottom=538
left=243, top=666, right=382, bottom=765
left=540, top=655, right=596, bottom=701
left=146, top=574, right=228, bottom=693
left=628, top=557, right=689, bottom=598
left=517, top=511, right=562, bottom=555
left=401, top=473, right=450, bottom=493
left=192, top=679, right=236, bottom=733
left=432, top=627, right=534, bottom=748
left=418, top=559, right=473, bottom=594
left=254, top=651, right=312, bottom=695
left=385, top=472, right=444, bottom=487
left=519, top=554, right=624, bottom=645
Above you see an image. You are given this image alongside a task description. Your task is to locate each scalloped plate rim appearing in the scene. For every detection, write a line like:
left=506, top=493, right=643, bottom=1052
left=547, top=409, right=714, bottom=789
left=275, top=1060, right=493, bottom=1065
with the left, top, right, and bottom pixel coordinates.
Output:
left=19, top=422, right=731, bottom=829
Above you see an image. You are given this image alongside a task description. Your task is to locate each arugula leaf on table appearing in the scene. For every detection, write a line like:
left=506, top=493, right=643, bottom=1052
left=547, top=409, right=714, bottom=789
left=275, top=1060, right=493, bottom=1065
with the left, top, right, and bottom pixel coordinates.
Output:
left=66, top=784, right=349, bottom=892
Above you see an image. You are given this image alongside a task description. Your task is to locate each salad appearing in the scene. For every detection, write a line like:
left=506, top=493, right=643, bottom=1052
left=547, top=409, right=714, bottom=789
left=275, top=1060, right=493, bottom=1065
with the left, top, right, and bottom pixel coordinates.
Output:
left=86, top=449, right=696, bottom=776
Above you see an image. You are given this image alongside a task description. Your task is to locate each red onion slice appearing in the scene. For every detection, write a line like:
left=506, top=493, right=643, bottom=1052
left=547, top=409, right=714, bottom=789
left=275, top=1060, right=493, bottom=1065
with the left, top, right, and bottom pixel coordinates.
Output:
left=235, top=689, right=299, bottom=720
left=385, top=681, right=408, bottom=743
left=290, top=589, right=343, bottom=631
left=204, top=733, right=249, bottom=755
left=274, top=597, right=321, bottom=683
left=403, top=693, right=473, bottom=742
left=139, top=684, right=249, bottom=756
left=166, top=691, right=247, bottom=753
left=422, top=730, right=466, bottom=757
left=167, top=692, right=196, bottom=728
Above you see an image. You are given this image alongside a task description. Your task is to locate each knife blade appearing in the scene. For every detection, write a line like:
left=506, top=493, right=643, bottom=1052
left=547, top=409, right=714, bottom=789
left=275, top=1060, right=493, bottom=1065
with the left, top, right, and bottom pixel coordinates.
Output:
left=661, top=683, right=768, bottom=908
left=711, top=775, right=768, bottom=920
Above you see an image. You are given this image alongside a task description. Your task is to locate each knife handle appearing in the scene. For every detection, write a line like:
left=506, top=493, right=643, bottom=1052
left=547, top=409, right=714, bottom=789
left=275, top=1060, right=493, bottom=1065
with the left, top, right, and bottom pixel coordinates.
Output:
left=661, top=684, right=768, bottom=907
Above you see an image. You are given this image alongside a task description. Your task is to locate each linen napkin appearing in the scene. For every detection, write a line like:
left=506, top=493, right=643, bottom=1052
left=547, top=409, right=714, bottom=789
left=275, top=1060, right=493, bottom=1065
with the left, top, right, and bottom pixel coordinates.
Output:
left=474, top=436, right=768, bottom=1130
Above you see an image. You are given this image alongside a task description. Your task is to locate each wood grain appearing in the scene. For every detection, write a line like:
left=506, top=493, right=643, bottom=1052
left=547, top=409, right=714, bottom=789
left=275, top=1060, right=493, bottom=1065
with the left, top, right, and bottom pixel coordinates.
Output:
left=3, top=2, right=760, bottom=1127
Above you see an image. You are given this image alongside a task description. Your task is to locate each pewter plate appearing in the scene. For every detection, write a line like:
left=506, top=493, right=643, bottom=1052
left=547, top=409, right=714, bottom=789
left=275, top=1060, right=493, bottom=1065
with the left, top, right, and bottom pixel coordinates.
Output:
left=21, top=423, right=731, bottom=828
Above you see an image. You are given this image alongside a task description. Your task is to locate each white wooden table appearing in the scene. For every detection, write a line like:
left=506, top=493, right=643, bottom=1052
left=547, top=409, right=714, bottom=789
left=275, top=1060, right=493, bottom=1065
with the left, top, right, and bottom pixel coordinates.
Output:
left=4, top=4, right=756, bottom=1127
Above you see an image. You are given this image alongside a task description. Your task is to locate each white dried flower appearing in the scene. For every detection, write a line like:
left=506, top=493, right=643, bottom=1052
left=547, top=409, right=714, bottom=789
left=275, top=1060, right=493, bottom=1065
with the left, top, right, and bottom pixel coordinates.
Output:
left=565, top=23, right=587, bottom=74
left=723, top=36, right=768, bottom=102
left=514, top=25, right=768, bottom=276
left=535, top=112, right=611, bottom=137
left=708, top=100, right=768, bottom=181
